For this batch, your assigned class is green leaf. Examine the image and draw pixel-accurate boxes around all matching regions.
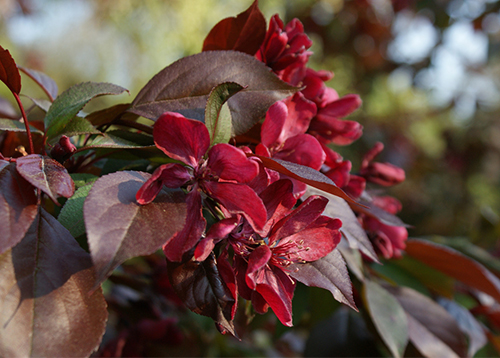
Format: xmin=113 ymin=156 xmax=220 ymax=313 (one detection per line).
xmin=70 ymin=173 xmax=98 ymax=189
xmin=0 ymin=118 xmax=44 ymax=135
xmin=205 ymin=82 xmax=244 ymax=145
xmin=363 ymin=280 xmax=408 ymax=358
xmin=44 ymin=81 xmax=128 ymax=140
xmin=58 ymin=182 xmax=95 ymax=238
xmin=49 ymin=116 xmax=102 ymax=143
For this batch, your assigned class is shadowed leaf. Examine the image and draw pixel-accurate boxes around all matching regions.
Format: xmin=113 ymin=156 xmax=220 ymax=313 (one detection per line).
xmin=406 ymin=239 xmax=500 ymax=302
xmin=202 ymin=0 xmax=266 ymax=55
xmin=58 ymin=183 xmax=95 ymax=238
xmin=44 ymin=81 xmax=128 ymax=140
xmin=85 ymin=103 xmax=134 ymax=126
xmin=0 ymin=97 xmax=18 ymax=119
xmin=0 ymin=161 xmax=37 ymax=255
xmin=19 ymin=67 xmax=58 ymax=101
xmin=128 ymin=51 xmax=297 ymax=135
xmin=0 ymin=119 xmax=44 ymax=135
xmin=167 ymin=253 xmax=237 ymax=337
xmin=16 ymin=154 xmax=74 ymax=203
xmin=0 ymin=46 xmax=21 ymax=94
xmin=290 ymin=249 xmax=357 ymax=310
xmin=84 ymin=171 xmax=187 ymax=287
xmin=386 ymin=285 xmax=468 ymax=358
xmin=205 ymin=82 xmax=244 ymax=146
xmin=0 ymin=208 xmax=108 ymax=357
xmin=363 ymin=281 xmax=408 ymax=358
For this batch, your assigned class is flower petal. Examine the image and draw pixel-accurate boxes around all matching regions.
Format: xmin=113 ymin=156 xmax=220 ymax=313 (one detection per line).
xmin=203 ymin=181 xmax=267 ymax=233
xmin=207 ymin=143 xmax=259 ymax=183
xmin=136 ymin=163 xmax=191 ymax=205
xmin=154 ymin=112 xmax=210 ymax=167
xmin=194 ymin=216 xmax=239 ymax=261
xmin=273 ymin=134 xmax=325 ymax=170
xmin=261 ymin=100 xmax=288 ymax=148
xmin=163 ymin=190 xmax=206 ymax=262
xmin=259 ymin=179 xmax=296 ymax=236
xmin=246 ymin=245 xmax=272 ymax=290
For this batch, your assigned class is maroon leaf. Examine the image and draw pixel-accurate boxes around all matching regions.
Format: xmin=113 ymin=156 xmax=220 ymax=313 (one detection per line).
xmin=0 ymin=96 xmax=18 ymax=119
xmin=18 ymin=67 xmax=58 ymax=101
xmin=0 ymin=45 xmax=21 ymax=94
xmin=84 ymin=171 xmax=187 ymax=286
xmin=167 ymin=253 xmax=237 ymax=337
xmin=305 ymin=187 xmax=378 ymax=262
xmin=0 ymin=161 xmax=37 ymax=254
xmin=85 ymin=103 xmax=134 ymax=126
xmin=202 ymin=0 xmax=266 ymax=55
xmin=128 ymin=51 xmax=297 ymax=136
xmin=406 ymin=239 xmax=500 ymax=302
xmin=289 ymin=249 xmax=357 ymax=310
xmin=252 ymin=154 xmax=358 ymax=205
xmin=0 ymin=208 xmax=108 ymax=357
xmin=386 ymin=286 xmax=468 ymax=358
xmin=16 ymin=154 xmax=75 ymax=203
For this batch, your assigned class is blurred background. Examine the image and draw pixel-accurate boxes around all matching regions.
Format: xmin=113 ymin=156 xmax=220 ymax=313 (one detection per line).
xmin=1 ymin=0 xmax=500 ymax=356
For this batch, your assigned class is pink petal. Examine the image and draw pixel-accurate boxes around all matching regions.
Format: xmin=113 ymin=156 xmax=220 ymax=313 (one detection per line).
xmin=309 ymin=117 xmax=363 ymax=146
xmin=246 ymin=245 xmax=272 ymax=290
xmin=269 ymin=195 xmax=328 ymax=244
xmin=360 ymin=162 xmax=406 ymax=187
xmin=259 ymin=179 xmax=296 ymax=236
xmin=261 ymin=101 xmax=288 ymax=148
xmin=318 ymin=94 xmax=362 ymax=118
xmin=203 ymin=181 xmax=267 ymax=234
xmin=163 ymin=190 xmax=206 ymax=262
xmin=207 ymin=143 xmax=259 ymax=183
xmin=282 ymin=216 xmax=342 ymax=262
xmin=281 ymin=93 xmax=316 ymax=139
xmin=136 ymin=163 xmax=191 ymax=205
xmin=194 ymin=216 xmax=239 ymax=261
xmin=154 ymin=112 xmax=210 ymax=167
xmin=273 ymin=134 xmax=325 ymax=170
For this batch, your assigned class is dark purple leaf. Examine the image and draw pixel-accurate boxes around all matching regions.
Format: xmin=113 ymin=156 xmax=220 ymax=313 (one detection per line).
xmin=406 ymin=239 xmax=500 ymax=302
xmin=85 ymin=103 xmax=134 ymax=126
xmin=0 ymin=97 xmax=18 ymax=119
xmin=44 ymin=81 xmax=128 ymax=141
xmin=18 ymin=67 xmax=58 ymax=101
xmin=205 ymin=82 xmax=244 ymax=146
xmin=253 ymin=155 xmax=358 ymax=205
xmin=305 ymin=187 xmax=378 ymax=262
xmin=0 ymin=208 xmax=108 ymax=357
xmin=290 ymin=249 xmax=356 ymax=310
xmin=0 ymin=45 xmax=21 ymax=94
xmin=0 ymin=161 xmax=37 ymax=254
xmin=437 ymin=297 xmax=487 ymax=357
xmin=84 ymin=171 xmax=187 ymax=287
xmin=363 ymin=280 xmax=408 ymax=358
xmin=386 ymin=286 xmax=468 ymax=358
xmin=128 ymin=51 xmax=297 ymax=136
xmin=16 ymin=154 xmax=75 ymax=203
xmin=167 ymin=253 xmax=237 ymax=337
xmin=202 ymin=0 xmax=266 ymax=55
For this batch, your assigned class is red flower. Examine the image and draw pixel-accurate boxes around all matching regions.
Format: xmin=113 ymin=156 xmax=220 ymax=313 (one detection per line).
xmin=231 ymin=180 xmax=342 ymax=326
xmin=360 ymin=142 xmax=405 ymax=186
xmin=136 ymin=112 xmax=267 ymax=261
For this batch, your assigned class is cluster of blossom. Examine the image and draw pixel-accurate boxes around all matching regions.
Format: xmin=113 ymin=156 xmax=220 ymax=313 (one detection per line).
xmin=135 ymin=14 xmax=406 ymax=326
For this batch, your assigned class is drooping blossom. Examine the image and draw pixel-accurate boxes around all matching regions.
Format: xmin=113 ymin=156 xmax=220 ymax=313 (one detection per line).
xmin=359 ymin=142 xmax=405 ymax=186
xmin=135 ymin=112 xmax=267 ymax=261
xmin=222 ymin=180 xmax=342 ymax=326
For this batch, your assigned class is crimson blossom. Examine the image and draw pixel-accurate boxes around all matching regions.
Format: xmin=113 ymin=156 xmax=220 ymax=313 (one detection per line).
xmin=135 ymin=112 xmax=267 ymax=261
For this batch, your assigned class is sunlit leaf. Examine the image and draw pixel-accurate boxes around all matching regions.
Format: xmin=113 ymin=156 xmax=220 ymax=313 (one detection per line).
xmin=0 ymin=208 xmax=108 ymax=357
xmin=363 ymin=280 xmax=408 ymax=358
xmin=290 ymin=249 xmax=357 ymax=310
xmin=205 ymin=82 xmax=244 ymax=146
xmin=19 ymin=67 xmax=58 ymax=101
xmin=84 ymin=171 xmax=187 ymax=287
xmin=0 ymin=45 xmax=21 ymax=94
xmin=167 ymin=253 xmax=237 ymax=337
xmin=16 ymin=154 xmax=74 ymax=203
xmin=406 ymin=239 xmax=500 ymax=302
xmin=129 ymin=51 xmax=297 ymax=135
xmin=44 ymin=81 xmax=128 ymax=140
xmin=0 ymin=161 xmax=37 ymax=254
xmin=202 ymin=0 xmax=266 ymax=55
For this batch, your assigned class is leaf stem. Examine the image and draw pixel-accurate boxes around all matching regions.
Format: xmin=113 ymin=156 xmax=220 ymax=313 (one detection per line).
xmin=13 ymin=92 xmax=34 ymax=154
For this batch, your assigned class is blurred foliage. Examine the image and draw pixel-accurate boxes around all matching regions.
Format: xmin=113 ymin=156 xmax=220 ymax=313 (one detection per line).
xmin=2 ymin=0 xmax=500 ymax=356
